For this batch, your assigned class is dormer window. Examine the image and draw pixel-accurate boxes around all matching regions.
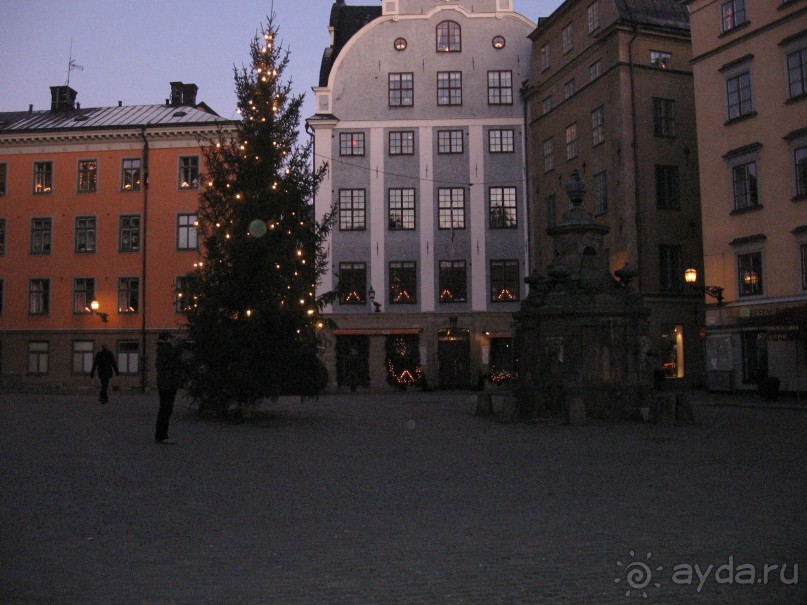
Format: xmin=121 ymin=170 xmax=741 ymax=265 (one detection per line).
xmin=436 ymin=21 xmax=461 ymax=52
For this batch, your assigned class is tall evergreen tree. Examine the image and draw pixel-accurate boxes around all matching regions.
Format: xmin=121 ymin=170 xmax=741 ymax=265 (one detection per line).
xmin=183 ymin=16 xmax=333 ymax=416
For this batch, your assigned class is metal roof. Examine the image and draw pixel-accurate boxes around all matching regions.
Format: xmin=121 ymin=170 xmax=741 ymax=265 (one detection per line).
xmin=0 ymin=103 xmax=235 ymax=134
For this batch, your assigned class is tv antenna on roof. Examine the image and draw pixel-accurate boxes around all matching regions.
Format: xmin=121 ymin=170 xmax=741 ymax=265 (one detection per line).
xmin=66 ymin=38 xmax=84 ymax=86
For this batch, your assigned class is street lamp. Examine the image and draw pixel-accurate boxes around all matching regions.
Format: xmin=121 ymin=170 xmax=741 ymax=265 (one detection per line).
xmin=89 ymin=299 xmax=109 ymax=322
xmin=684 ymin=267 xmax=724 ymax=305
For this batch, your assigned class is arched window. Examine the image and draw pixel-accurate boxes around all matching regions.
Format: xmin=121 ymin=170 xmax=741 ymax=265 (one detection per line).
xmin=436 ymin=20 xmax=461 ymax=52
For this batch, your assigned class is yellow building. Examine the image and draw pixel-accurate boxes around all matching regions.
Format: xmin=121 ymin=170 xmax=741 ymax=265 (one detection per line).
xmin=686 ymin=0 xmax=807 ymax=392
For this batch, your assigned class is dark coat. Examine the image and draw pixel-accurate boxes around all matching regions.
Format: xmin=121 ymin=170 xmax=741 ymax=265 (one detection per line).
xmin=91 ymin=347 xmax=119 ymax=379
xmin=156 ymin=340 xmax=182 ymax=390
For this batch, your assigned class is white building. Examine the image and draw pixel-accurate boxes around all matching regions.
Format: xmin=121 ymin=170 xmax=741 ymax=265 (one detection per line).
xmin=308 ymin=0 xmax=535 ymax=390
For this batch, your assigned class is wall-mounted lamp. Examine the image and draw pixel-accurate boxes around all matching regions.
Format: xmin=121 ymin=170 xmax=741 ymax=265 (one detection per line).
xmin=89 ymin=299 xmax=109 ymax=322
xmin=684 ymin=267 xmax=724 ymax=305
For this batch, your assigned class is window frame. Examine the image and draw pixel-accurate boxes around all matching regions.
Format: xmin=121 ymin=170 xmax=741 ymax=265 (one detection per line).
xmin=488 ymin=129 xmax=514 ymax=154
xmin=75 ymin=216 xmax=97 ymax=253
xmin=726 ymin=71 xmax=753 ymax=121
xmin=562 ymin=23 xmax=574 ymax=55
xmin=543 ymin=137 xmax=554 ymax=173
xmin=438 ymin=260 xmax=467 ymax=303
xmin=30 ymin=218 xmax=52 ymax=255
xmin=801 ymin=242 xmax=807 ymax=290
xmin=121 ymin=157 xmax=142 ymax=191
xmin=659 ymin=244 xmax=684 ymax=291
xmin=389 ymin=72 xmax=414 ymax=107
xmin=437 ymin=130 xmax=464 ymax=154
xmin=0 ymin=162 xmax=7 ymax=196
xmin=0 ymin=218 xmax=6 ymax=256
xmin=33 ymin=161 xmax=53 ymax=194
xmin=489 ymin=187 xmax=518 ymax=229
xmin=487 ymin=70 xmax=513 ymax=105
xmin=490 ymin=260 xmax=520 ymax=303
xmin=720 ymin=0 xmax=747 ymax=34
xmin=437 ymin=71 xmax=462 ymax=106
xmin=178 ymin=155 xmax=199 ymax=190
xmin=117 ymin=277 xmax=140 ymax=314
xmin=731 ymin=161 xmax=760 ymax=212
xmin=73 ymin=277 xmax=95 ymax=315
xmin=591 ymin=106 xmax=605 ymax=146
xmin=438 ymin=188 xmax=466 ymax=230
xmin=77 ymin=159 xmax=98 ymax=193
xmin=388 ymin=188 xmax=416 ymax=231
xmin=389 ymin=131 xmax=415 ymax=156
xmin=653 ymin=98 xmax=677 ymax=137
xmin=29 ymin=278 xmax=50 ymax=315
xmin=737 ymin=251 xmax=763 ymax=296
xmin=436 ymin=20 xmax=461 ymax=52
xmin=175 ymin=275 xmax=194 ymax=313
xmin=117 ymin=341 xmax=140 ymax=375
xmin=650 ymin=50 xmax=672 ymax=69
xmin=589 ymin=60 xmax=602 ymax=81
xmin=795 ymin=146 xmax=807 ymax=198
xmin=564 ymin=79 xmax=577 ymax=100
xmin=338 ymin=262 xmax=368 ymax=305
xmin=587 ymin=2 xmax=600 ymax=33
xmin=28 ymin=341 xmax=49 ymax=375
xmin=593 ymin=171 xmax=608 ymax=216
xmin=339 ymin=132 xmax=365 ymax=156
xmin=655 ymin=165 xmax=681 ymax=210
xmin=786 ymin=46 xmax=807 ymax=101
xmin=177 ymin=213 xmax=199 ymax=251
xmin=119 ymin=215 xmax=141 ymax=252
xmin=540 ymin=44 xmax=551 ymax=72
xmin=338 ymin=189 xmax=367 ymax=231
xmin=72 ymin=340 xmax=94 ymax=375
xmin=389 ymin=261 xmax=417 ymax=305
xmin=565 ymin=123 xmax=578 ymax=161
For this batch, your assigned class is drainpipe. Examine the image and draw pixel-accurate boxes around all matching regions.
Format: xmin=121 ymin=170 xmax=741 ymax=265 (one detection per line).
xmin=520 ymin=81 xmax=533 ymax=281
xmin=140 ymin=126 xmax=150 ymax=393
xmin=623 ymin=1 xmax=643 ymax=288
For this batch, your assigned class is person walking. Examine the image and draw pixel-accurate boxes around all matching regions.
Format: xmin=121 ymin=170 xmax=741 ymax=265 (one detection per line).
xmin=90 ymin=344 xmax=119 ymax=404
xmin=155 ymin=331 xmax=182 ymax=444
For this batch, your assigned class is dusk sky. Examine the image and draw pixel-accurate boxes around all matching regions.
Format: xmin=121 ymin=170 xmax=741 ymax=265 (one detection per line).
xmin=0 ymin=0 xmax=563 ymax=127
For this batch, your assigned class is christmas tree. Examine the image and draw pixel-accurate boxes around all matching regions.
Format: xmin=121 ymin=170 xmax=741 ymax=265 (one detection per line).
xmin=183 ymin=16 xmax=334 ymax=416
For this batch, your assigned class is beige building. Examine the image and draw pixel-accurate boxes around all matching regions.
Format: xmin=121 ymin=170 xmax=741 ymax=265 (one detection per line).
xmin=524 ymin=0 xmax=705 ymax=386
xmin=686 ymin=0 xmax=807 ymax=393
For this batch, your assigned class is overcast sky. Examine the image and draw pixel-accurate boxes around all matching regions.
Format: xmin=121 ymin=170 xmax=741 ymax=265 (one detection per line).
xmin=0 ymin=1 xmax=563 ymax=124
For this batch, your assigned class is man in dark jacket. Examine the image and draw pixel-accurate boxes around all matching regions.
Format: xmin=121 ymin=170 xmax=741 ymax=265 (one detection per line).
xmin=155 ymin=332 xmax=182 ymax=444
xmin=90 ymin=344 xmax=119 ymax=404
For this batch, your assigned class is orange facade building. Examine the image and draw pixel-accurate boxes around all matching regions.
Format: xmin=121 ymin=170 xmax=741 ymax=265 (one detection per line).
xmin=0 ymin=83 xmax=236 ymax=392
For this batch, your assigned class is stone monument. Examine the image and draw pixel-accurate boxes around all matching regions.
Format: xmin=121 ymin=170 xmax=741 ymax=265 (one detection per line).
xmin=514 ymin=171 xmax=651 ymax=422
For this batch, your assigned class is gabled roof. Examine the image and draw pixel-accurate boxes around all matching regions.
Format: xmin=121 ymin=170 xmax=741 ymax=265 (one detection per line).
xmin=319 ymin=2 xmax=382 ymax=87
xmin=0 ymin=103 xmax=234 ymax=134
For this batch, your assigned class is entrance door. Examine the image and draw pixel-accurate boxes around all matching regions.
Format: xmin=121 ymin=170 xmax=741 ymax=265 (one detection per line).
xmin=438 ymin=328 xmax=470 ymax=388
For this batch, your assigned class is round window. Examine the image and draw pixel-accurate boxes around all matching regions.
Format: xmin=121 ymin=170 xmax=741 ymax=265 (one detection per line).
xmin=394 ymin=37 xmax=408 ymax=51
xmin=492 ymin=35 xmax=506 ymax=50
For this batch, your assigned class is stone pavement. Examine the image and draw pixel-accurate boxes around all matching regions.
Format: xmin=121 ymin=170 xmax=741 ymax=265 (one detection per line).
xmin=0 ymin=390 xmax=804 ymax=605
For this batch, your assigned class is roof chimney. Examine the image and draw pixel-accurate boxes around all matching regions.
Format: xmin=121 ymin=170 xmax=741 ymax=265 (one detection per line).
xmin=170 ymin=81 xmax=199 ymax=107
xmin=50 ymin=85 xmax=78 ymax=111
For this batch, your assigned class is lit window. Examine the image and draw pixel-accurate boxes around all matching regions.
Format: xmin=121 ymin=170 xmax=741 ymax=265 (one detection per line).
xmin=439 ymin=261 xmax=467 ymax=303
xmin=175 ymin=275 xmax=195 ymax=313
xmin=178 ymin=156 xmax=199 ymax=189
xmin=338 ymin=262 xmax=367 ymax=305
xmin=177 ymin=213 xmax=198 ymax=250
xmin=650 ymin=51 xmax=672 ymax=69
xmin=489 ymin=187 xmax=517 ymax=229
xmin=436 ymin=21 xmax=461 ymax=52
xmin=77 ymin=160 xmax=97 ymax=193
xmin=33 ymin=161 xmax=53 ymax=194
xmin=389 ymin=262 xmax=417 ymax=304
xmin=489 ymin=129 xmax=514 ymax=153
xmin=339 ymin=132 xmax=365 ymax=156
xmin=437 ymin=130 xmax=463 ymax=154
xmin=121 ymin=158 xmax=141 ymax=191
xmin=492 ymin=36 xmax=506 ymax=50
xmin=490 ymin=260 xmax=520 ymax=302
xmin=488 ymin=71 xmax=513 ymax=105
xmin=437 ymin=71 xmax=462 ymax=106
xmin=438 ymin=188 xmax=465 ymax=230
xmin=394 ymin=37 xmax=407 ymax=51
xmin=738 ymin=251 xmax=763 ymax=296
xmin=389 ymin=189 xmax=416 ymax=230
xmin=339 ymin=190 xmax=366 ymax=231
xmin=73 ymin=278 xmax=95 ymax=314
xmin=118 ymin=277 xmax=140 ymax=313
xmin=389 ymin=72 xmax=414 ymax=107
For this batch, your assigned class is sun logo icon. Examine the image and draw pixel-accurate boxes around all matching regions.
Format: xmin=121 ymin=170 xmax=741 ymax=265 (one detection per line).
xmin=615 ymin=551 xmax=663 ymax=599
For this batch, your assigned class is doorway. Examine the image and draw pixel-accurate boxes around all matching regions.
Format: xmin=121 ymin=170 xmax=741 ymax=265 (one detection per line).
xmin=438 ymin=327 xmax=470 ymax=388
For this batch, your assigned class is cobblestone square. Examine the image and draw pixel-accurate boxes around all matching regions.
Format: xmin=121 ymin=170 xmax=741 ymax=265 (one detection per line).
xmin=0 ymin=392 xmax=804 ymax=604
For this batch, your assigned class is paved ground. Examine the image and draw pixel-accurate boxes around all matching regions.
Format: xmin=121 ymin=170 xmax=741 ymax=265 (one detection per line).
xmin=0 ymin=390 xmax=804 ymax=605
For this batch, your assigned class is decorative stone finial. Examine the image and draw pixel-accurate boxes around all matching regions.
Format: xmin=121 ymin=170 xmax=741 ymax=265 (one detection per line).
xmin=565 ymin=170 xmax=586 ymax=208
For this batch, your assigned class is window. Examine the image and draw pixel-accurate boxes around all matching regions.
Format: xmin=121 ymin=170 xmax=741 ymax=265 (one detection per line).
xmin=118 ymin=277 xmax=140 ymax=313
xmin=117 ymin=341 xmax=140 ymax=375
xmin=655 ymin=165 xmax=681 ymax=210
xmin=591 ymin=106 xmax=604 ymax=146
xmin=564 ymin=79 xmax=576 ymax=99
xmin=389 ymin=189 xmax=416 ymax=230
xmin=565 ymin=124 xmax=578 ymax=160
xmin=542 ymin=96 xmax=553 ymax=114
xmin=438 ymin=188 xmax=465 ymax=230
xmin=562 ymin=24 xmax=574 ymax=54
xmin=0 ymin=279 xmax=3 ymax=315
xmin=389 ymin=262 xmax=417 ymax=304
xmin=489 ymin=129 xmax=514 ymax=153
xmin=492 ymin=36 xmax=506 ymax=50
xmin=593 ymin=171 xmax=607 ymax=215
xmin=650 ymin=51 xmax=672 ymax=69
xmin=33 ymin=161 xmax=53 ymax=194
xmin=178 ymin=156 xmax=199 ymax=189
xmin=488 ymin=71 xmax=513 ymax=105
xmin=28 ymin=342 xmax=49 ymax=374
xmin=659 ymin=245 xmax=683 ymax=291
xmin=787 ymin=47 xmax=807 ymax=100
xmin=0 ymin=163 xmax=6 ymax=196
xmin=732 ymin=162 xmax=759 ymax=210
xmin=389 ymin=73 xmax=414 ymax=107
xmin=546 ymin=195 xmax=557 ymax=229
xmin=31 ymin=218 xmax=51 ymax=254
xmin=29 ymin=279 xmax=49 ymax=315
xmin=389 ymin=131 xmax=414 ymax=155
xmin=438 ymin=130 xmax=463 ymax=154
xmin=587 ymin=2 xmax=600 ymax=33
xmin=589 ymin=60 xmax=602 ymax=81
xmin=726 ymin=72 xmax=753 ymax=120
xmin=177 ymin=214 xmax=198 ymax=250
xmin=338 ymin=262 xmax=367 ymax=304
xmin=121 ymin=158 xmax=141 ymax=191
xmin=394 ymin=37 xmax=407 ymax=51
xmin=802 ymin=243 xmax=807 ymax=290
xmin=439 ymin=261 xmax=467 ymax=303
xmin=339 ymin=132 xmax=365 ymax=156
xmin=73 ymin=341 xmax=94 ymax=374
xmin=339 ymin=189 xmax=366 ymax=231
xmin=660 ymin=325 xmax=685 ymax=379
xmin=77 ymin=160 xmax=97 ymax=193
xmin=175 ymin=275 xmax=194 ymax=313
xmin=0 ymin=219 xmax=5 ymax=255
xmin=489 ymin=187 xmax=517 ymax=229
xmin=653 ymin=98 xmax=676 ymax=137
xmin=75 ymin=216 xmax=96 ymax=253
xmin=119 ymin=215 xmax=141 ymax=252
xmin=738 ymin=251 xmax=763 ymax=296
xmin=543 ymin=138 xmax=554 ymax=173
xmin=437 ymin=71 xmax=462 ymax=106
xmin=721 ymin=0 xmax=747 ymax=33
xmin=796 ymin=146 xmax=807 ymax=197
xmin=540 ymin=44 xmax=551 ymax=71
xmin=73 ymin=278 xmax=95 ymax=314
xmin=491 ymin=260 xmax=520 ymax=302
xmin=436 ymin=20 xmax=461 ymax=52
